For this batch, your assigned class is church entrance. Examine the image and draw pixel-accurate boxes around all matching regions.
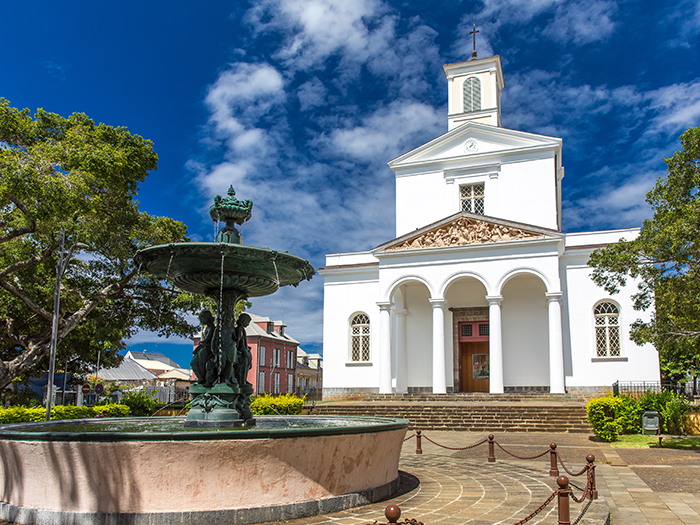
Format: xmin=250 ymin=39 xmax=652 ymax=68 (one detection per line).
xmin=458 ymin=321 xmax=489 ymax=392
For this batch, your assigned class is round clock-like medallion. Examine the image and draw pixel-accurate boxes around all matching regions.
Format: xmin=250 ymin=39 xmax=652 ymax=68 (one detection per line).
xmin=465 ymin=139 xmax=478 ymax=153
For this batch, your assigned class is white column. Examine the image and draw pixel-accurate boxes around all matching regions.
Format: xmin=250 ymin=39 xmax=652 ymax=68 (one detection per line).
xmin=486 ymin=295 xmax=504 ymax=394
xmin=429 ymin=298 xmax=447 ymax=394
xmin=378 ymin=302 xmax=393 ymax=394
xmin=546 ymin=292 xmax=565 ymax=394
xmin=395 ymin=309 xmax=408 ymax=393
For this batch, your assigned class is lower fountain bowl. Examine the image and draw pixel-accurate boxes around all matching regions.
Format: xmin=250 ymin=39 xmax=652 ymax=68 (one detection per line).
xmin=0 ymin=415 xmax=408 ymax=525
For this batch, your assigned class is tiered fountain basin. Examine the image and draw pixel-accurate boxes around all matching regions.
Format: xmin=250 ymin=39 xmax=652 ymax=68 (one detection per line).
xmin=0 ymin=415 xmax=408 ymax=525
xmin=135 ymin=242 xmax=315 ymax=297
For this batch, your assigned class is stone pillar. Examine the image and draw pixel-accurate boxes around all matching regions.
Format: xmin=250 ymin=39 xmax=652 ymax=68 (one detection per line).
xmin=486 ymin=295 xmax=504 ymax=394
xmin=395 ymin=309 xmax=408 ymax=393
xmin=378 ymin=302 xmax=393 ymax=394
xmin=546 ymin=292 xmax=565 ymax=394
xmin=429 ymin=298 xmax=447 ymax=394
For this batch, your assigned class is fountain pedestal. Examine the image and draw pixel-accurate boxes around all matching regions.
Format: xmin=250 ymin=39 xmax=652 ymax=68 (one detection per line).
xmin=186 ymin=383 xmax=256 ymax=428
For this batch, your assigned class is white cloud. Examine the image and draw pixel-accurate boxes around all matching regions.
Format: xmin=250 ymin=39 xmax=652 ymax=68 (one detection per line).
xmin=453 ymin=0 xmax=617 ymax=56
xmin=659 ymin=0 xmax=700 ymax=49
xmin=643 ymin=81 xmax=700 ymax=138
xmin=204 ymin=62 xmax=285 ymax=139
xmin=542 ymin=1 xmax=616 ymax=45
xmin=246 ymin=0 xmax=388 ymax=69
xmin=563 ymin=168 xmax=658 ymax=231
xmin=297 ymin=78 xmax=327 ymax=110
xmin=329 ymin=100 xmax=443 ymax=161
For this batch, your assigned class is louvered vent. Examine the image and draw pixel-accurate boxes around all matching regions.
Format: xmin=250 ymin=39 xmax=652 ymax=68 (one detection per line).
xmin=463 ymin=76 xmax=481 ymax=113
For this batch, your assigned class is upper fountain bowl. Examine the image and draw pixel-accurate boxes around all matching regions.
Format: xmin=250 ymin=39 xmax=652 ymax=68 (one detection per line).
xmin=135 ymin=185 xmax=314 ymax=298
xmin=135 ymin=242 xmax=314 ymax=297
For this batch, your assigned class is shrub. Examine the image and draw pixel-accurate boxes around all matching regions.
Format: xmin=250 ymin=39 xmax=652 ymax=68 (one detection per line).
xmin=93 ymin=403 xmax=130 ymax=418
xmin=587 ymin=391 xmax=690 ymax=441
xmin=659 ymin=395 xmax=688 ymax=434
xmin=119 ymin=389 xmax=157 ymax=416
xmin=0 ymin=404 xmax=130 ymax=424
xmin=586 ymin=395 xmax=624 ymax=442
xmin=251 ymin=393 xmax=305 ymax=415
xmin=614 ymin=395 xmax=642 ymax=434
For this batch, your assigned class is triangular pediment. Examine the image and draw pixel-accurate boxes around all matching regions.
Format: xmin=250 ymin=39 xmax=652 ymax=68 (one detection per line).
xmin=374 ymin=212 xmax=562 ymax=253
xmin=388 ymin=121 xmax=561 ymax=170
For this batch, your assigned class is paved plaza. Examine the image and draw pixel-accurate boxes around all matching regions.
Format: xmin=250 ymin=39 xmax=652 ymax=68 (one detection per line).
xmin=2 ymin=431 xmax=700 ymax=525
xmin=279 ymin=431 xmax=700 ymax=525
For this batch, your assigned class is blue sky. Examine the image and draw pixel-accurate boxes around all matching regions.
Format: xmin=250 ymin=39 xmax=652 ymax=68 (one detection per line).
xmin=2 ymin=1 xmax=699 ymax=368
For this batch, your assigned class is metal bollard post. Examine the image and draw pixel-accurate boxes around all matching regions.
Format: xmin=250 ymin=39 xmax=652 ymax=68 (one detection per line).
xmin=550 ymin=442 xmax=559 ymax=476
xmin=385 ymin=504 xmax=401 ymax=523
xmin=416 ymin=429 xmax=423 ymax=455
xmin=488 ymin=434 xmax=495 ymax=463
xmin=586 ymin=454 xmax=598 ymax=500
xmin=557 ymin=475 xmax=571 ymax=525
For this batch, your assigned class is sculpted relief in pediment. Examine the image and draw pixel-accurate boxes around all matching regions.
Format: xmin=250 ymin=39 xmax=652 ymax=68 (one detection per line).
xmin=386 ymin=217 xmax=544 ymax=251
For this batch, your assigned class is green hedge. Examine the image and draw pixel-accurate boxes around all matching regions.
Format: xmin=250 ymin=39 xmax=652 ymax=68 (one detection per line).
xmin=251 ymin=393 xmax=305 ymax=415
xmin=586 ymin=392 xmax=689 ymax=442
xmin=0 ymin=403 xmax=130 ymax=424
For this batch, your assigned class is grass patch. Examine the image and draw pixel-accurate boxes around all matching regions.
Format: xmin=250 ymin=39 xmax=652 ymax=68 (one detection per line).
xmin=612 ymin=434 xmax=700 ymax=450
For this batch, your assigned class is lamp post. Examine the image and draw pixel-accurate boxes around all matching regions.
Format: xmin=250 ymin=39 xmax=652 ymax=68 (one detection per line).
xmin=45 ymin=228 xmax=86 ymax=422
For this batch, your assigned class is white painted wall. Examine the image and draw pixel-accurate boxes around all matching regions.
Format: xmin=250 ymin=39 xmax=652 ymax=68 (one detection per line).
xmin=561 ymin=239 xmax=659 ymax=388
xmin=321 ymin=272 xmax=380 ymax=391
xmin=501 ymin=276 xmax=550 ymax=387
xmin=403 ymin=283 xmax=433 ymax=388
xmin=396 ymin=170 xmax=446 ymax=236
xmin=497 ymin=157 xmax=557 ymax=229
xmin=395 ymin=155 xmax=558 ymax=237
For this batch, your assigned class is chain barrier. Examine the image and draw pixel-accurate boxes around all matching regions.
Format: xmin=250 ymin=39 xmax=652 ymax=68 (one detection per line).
xmin=572 ymin=496 xmax=594 ymax=525
xmin=420 ymin=434 xmax=488 ymax=450
xmin=495 ymin=441 xmax=550 ymax=460
xmin=568 ymin=480 xmax=588 ymax=503
xmin=512 ymin=488 xmax=559 ymax=525
xmin=555 ymin=450 xmax=588 ymax=477
xmin=403 ymin=433 xmax=416 ymax=442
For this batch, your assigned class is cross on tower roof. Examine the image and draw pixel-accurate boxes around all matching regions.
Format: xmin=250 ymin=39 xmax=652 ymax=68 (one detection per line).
xmin=470 ymin=22 xmax=479 ymax=60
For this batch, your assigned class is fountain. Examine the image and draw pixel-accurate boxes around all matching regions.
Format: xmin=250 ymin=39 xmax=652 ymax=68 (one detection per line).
xmin=136 ymin=185 xmax=316 ymax=427
xmin=0 ymin=188 xmax=409 ymax=525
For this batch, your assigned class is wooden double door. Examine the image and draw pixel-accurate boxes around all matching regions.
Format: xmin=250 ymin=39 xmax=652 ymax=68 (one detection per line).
xmin=458 ymin=321 xmax=490 ymax=392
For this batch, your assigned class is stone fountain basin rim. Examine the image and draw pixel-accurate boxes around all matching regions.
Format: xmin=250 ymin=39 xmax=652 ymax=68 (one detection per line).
xmin=0 ymin=415 xmax=409 ymax=443
xmin=135 ymin=242 xmax=315 ymax=269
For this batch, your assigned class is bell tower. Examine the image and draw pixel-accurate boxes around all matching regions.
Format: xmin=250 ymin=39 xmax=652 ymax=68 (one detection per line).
xmin=443 ymin=55 xmax=505 ymax=130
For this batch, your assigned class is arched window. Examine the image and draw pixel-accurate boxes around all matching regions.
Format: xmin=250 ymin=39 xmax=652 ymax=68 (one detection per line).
xmin=463 ymin=76 xmax=481 ymax=113
xmin=350 ymin=313 xmax=371 ymax=362
xmin=594 ymin=302 xmax=621 ymax=357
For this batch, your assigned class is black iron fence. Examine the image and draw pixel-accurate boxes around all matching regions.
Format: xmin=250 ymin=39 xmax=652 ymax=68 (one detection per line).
xmin=612 ymin=380 xmax=696 ymax=398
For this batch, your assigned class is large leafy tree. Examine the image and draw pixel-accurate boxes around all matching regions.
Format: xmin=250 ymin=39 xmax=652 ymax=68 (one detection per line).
xmin=589 ymin=126 xmax=700 ymax=367
xmin=0 ymin=99 xmax=204 ymax=389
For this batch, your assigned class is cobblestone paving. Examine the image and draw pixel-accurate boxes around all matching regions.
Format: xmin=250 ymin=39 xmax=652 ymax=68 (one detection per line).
xmin=268 ymin=432 xmax=605 ymax=525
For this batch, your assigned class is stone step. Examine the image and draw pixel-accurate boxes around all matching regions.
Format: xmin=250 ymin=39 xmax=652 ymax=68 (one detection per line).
xmin=309 ymin=403 xmax=591 ymax=433
xmin=363 ymin=393 xmax=594 ymax=403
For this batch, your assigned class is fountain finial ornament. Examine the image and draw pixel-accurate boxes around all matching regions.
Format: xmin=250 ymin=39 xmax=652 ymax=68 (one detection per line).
xmin=210 ymin=185 xmax=253 ymax=244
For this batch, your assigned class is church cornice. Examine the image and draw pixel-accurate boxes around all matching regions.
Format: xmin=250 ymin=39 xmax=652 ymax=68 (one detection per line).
xmin=388 ymin=122 xmax=562 ymax=172
xmin=372 ymin=211 xmax=563 ymax=256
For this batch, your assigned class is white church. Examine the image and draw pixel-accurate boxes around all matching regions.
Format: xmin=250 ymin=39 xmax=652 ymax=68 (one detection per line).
xmin=319 ymin=55 xmax=661 ymax=398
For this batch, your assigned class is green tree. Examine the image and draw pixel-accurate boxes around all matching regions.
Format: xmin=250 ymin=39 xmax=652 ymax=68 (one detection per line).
xmin=588 ymin=126 xmax=700 ymax=362
xmin=0 ymin=99 xmax=204 ymax=389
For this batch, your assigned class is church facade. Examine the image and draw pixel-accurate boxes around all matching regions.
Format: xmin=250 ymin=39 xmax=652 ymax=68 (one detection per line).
xmin=319 ymin=55 xmax=660 ymax=398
